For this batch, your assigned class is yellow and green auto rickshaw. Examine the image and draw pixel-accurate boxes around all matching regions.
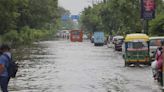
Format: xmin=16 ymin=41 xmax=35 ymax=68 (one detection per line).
xmin=122 ymin=33 xmax=150 ymax=66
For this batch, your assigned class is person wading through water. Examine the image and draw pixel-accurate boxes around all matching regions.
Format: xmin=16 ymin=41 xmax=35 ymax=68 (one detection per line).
xmin=154 ymin=40 xmax=164 ymax=86
xmin=0 ymin=44 xmax=11 ymax=92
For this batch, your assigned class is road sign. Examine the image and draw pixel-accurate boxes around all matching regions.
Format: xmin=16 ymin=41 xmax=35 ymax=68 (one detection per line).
xmin=61 ymin=15 xmax=70 ymax=21
xmin=71 ymin=15 xmax=80 ymax=20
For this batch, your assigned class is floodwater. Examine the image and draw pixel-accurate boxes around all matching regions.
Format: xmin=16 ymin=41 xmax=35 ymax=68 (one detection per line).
xmin=9 ymin=39 xmax=161 ymax=92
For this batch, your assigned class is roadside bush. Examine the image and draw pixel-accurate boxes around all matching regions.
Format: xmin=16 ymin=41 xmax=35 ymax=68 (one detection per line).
xmin=1 ymin=30 xmax=22 ymax=45
xmin=1 ymin=26 xmax=55 ymax=46
xmin=19 ymin=26 xmax=34 ymax=44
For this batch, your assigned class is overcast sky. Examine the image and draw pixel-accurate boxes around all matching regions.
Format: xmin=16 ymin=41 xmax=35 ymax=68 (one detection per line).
xmin=58 ymin=0 xmax=92 ymax=15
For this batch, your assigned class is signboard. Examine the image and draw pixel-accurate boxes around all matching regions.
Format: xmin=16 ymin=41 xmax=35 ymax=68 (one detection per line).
xmin=61 ymin=15 xmax=70 ymax=21
xmin=141 ymin=0 xmax=155 ymax=20
xmin=71 ymin=15 xmax=80 ymax=20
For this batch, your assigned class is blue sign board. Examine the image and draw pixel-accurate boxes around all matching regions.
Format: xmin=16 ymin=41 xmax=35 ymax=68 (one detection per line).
xmin=61 ymin=15 xmax=70 ymax=21
xmin=71 ymin=15 xmax=80 ymax=20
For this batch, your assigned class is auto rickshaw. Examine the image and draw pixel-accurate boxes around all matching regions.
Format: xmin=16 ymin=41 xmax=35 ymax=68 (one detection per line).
xmin=149 ymin=37 xmax=164 ymax=61
xmin=122 ymin=33 xmax=150 ymax=66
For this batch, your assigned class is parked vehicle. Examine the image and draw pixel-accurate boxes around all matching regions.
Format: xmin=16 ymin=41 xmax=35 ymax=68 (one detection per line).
xmin=122 ymin=33 xmax=150 ymax=66
xmin=113 ymin=36 xmax=124 ymax=51
xmin=149 ymin=37 xmax=164 ymax=61
xmin=93 ymin=32 xmax=105 ymax=46
xmin=70 ymin=30 xmax=83 ymax=42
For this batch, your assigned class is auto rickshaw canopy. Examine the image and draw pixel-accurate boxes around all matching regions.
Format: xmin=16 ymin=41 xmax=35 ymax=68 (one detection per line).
xmin=125 ymin=33 xmax=149 ymax=42
xmin=149 ymin=37 xmax=164 ymax=40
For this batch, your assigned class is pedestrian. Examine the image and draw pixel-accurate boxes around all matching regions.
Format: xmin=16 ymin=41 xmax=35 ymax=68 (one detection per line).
xmin=156 ymin=41 xmax=164 ymax=71
xmin=0 ymin=44 xmax=11 ymax=92
xmin=154 ymin=40 xmax=164 ymax=85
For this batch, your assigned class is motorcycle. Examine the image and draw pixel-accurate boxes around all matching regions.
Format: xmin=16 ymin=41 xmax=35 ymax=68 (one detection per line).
xmin=151 ymin=60 xmax=163 ymax=86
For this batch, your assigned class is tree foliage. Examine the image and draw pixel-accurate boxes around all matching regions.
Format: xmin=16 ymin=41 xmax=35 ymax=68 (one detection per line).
xmin=150 ymin=14 xmax=164 ymax=36
xmin=0 ymin=0 xmax=60 ymax=45
xmin=0 ymin=0 xmax=19 ymax=34
xmin=80 ymin=0 xmax=164 ymax=36
xmin=0 ymin=0 xmax=59 ymax=34
xmin=80 ymin=5 xmax=102 ymax=32
xmin=149 ymin=1 xmax=164 ymax=35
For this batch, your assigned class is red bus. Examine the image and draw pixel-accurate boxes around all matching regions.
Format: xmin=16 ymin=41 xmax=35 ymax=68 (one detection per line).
xmin=70 ymin=30 xmax=83 ymax=42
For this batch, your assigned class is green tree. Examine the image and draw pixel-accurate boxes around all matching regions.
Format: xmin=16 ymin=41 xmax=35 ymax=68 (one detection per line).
xmin=80 ymin=5 xmax=102 ymax=33
xmin=0 ymin=0 xmax=59 ymax=45
xmin=150 ymin=14 xmax=164 ymax=36
xmin=80 ymin=0 xmax=164 ymax=36
xmin=0 ymin=0 xmax=19 ymax=34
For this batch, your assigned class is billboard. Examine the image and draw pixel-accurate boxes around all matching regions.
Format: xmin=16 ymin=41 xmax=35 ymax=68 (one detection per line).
xmin=141 ymin=0 xmax=155 ymax=20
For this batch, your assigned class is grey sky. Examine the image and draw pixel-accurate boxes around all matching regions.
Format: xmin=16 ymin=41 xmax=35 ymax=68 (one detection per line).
xmin=58 ymin=0 xmax=92 ymax=15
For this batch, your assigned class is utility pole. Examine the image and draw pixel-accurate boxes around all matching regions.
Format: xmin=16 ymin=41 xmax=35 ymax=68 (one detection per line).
xmin=142 ymin=19 xmax=149 ymax=34
xmin=145 ymin=20 xmax=149 ymax=35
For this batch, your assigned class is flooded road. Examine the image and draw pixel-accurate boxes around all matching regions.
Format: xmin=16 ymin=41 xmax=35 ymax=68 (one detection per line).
xmin=9 ymin=39 xmax=161 ymax=92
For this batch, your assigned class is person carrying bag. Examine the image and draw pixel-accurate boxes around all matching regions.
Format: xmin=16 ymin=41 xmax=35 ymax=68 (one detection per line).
xmin=0 ymin=44 xmax=12 ymax=92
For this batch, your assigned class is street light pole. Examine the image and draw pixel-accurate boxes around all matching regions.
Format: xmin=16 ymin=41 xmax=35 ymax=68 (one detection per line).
xmin=145 ymin=20 xmax=149 ymax=35
xmin=142 ymin=19 xmax=149 ymax=34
